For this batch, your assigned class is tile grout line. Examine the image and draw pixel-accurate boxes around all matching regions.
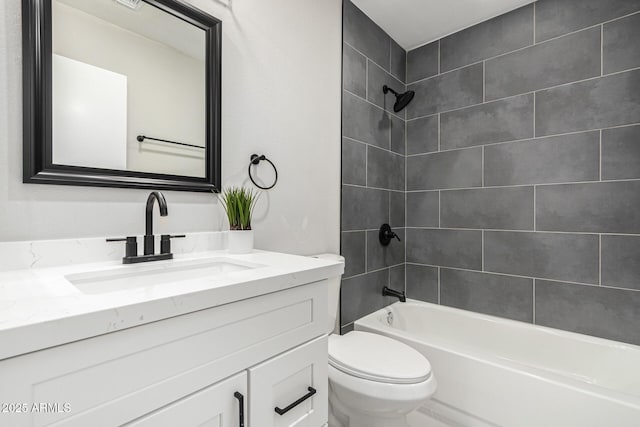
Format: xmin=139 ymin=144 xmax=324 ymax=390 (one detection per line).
xmin=437 ymin=267 xmax=441 ymax=304
xmin=482 ymin=60 xmax=486 ymax=102
xmin=365 ymin=60 xmax=369 ymax=100
xmin=533 ymin=185 xmax=537 ymax=231
xmin=599 ymin=130 xmax=603 ymax=181
xmin=481 ymin=230 xmax=485 ymax=271
xmin=481 ymin=146 xmax=485 ymax=186
xmin=533 ymin=91 xmax=536 ymax=137
xmin=600 ymin=24 xmax=604 ymax=76
xmin=599 ymin=234 xmax=602 ymax=286
xmin=364 ymin=145 xmax=368 ymax=187
xmin=437 ymin=39 xmax=441 ymax=75
xmin=532 ymin=2 xmax=536 ymax=44
xmin=532 ymin=279 xmax=536 ymax=324
xmin=437 ymin=113 xmax=441 ymax=152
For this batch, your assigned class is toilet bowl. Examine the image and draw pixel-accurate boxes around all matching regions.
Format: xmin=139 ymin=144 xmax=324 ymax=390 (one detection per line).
xmin=312 ymin=254 xmax=437 ymax=427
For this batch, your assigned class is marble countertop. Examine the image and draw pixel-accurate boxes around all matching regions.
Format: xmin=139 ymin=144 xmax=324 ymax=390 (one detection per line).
xmin=0 ymin=250 xmax=343 ymax=360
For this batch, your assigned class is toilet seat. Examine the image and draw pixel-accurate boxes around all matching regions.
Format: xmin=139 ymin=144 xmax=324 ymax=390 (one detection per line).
xmin=329 ymin=331 xmax=431 ymax=384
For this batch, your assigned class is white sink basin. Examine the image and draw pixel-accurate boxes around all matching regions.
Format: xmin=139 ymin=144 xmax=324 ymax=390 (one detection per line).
xmin=66 ymin=257 xmax=263 ymax=295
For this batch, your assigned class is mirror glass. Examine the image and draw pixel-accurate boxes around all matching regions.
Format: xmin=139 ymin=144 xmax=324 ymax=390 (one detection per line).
xmin=51 ymin=0 xmax=207 ymax=178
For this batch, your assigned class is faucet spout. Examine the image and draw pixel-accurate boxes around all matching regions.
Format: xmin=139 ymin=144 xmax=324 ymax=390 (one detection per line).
xmin=382 ymin=286 xmax=406 ymax=303
xmin=144 ymin=191 xmax=168 ymax=255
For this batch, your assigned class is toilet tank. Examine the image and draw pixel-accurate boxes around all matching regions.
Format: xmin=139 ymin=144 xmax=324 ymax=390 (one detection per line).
xmin=311 ymin=254 xmax=344 ymax=335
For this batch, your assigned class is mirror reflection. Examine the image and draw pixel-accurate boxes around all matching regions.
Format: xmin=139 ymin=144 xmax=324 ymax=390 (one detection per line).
xmin=52 ymin=0 xmax=207 ymax=178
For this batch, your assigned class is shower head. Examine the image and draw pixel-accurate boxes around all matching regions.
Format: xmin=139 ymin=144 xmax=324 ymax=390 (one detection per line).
xmin=383 ymin=85 xmax=415 ymax=113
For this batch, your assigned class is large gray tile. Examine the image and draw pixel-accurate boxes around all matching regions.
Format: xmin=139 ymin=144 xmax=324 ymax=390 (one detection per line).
xmin=485 ymin=27 xmax=601 ymax=101
xmin=535 ymin=69 xmax=640 ymax=136
xmin=407 ymin=115 xmax=438 ymax=155
xmin=342 ymin=138 xmax=366 ymax=186
xmin=440 ymin=187 xmax=534 ymax=230
xmin=484 ymin=131 xmax=600 ymax=186
xmin=484 ymin=231 xmax=599 ymax=284
xmin=343 ymin=0 xmax=390 ymax=70
xmin=535 ymin=0 xmax=640 ymax=43
xmin=536 ymin=181 xmax=640 ymax=233
xmin=341 ymin=323 xmax=354 ymax=334
xmin=368 ymin=61 xmax=406 ymax=116
xmin=406 ymin=264 xmax=438 ymax=303
xmin=604 ymin=13 xmax=640 ymax=74
xmin=440 ymin=94 xmax=533 ymax=150
xmin=406 ymin=41 xmax=439 ymax=83
xmin=441 ymin=269 xmax=533 ymax=322
xmin=341 ymin=231 xmax=366 ymax=278
xmin=407 ymin=147 xmax=483 ymax=190
xmin=602 ymin=235 xmax=640 ymax=291
xmin=367 ymin=146 xmax=405 ymax=191
xmin=406 ymin=228 xmax=483 ymax=270
xmin=342 ymin=91 xmax=391 ymax=149
xmin=602 ymin=125 xmax=640 ymax=180
xmin=406 ymin=191 xmax=439 ymax=228
xmin=342 ymin=185 xmax=389 ymax=231
xmin=367 ymin=228 xmax=405 ymax=271
xmin=407 ymin=63 xmax=483 ymax=119
xmin=440 ymin=4 xmax=534 ymax=72
xmin=390 ymin=39 xmax=406 ymax=83
xmin=390 ymin=264 xmax=406 ymax=293
xmin=343 ymin=43 xmax=366 ymax=98
xmin=390 ymin=114 xmax=406 ymax=155
xmin=341 ymin=269 xmax=393 ymax=324
xmin=390 ymin=191 xmax=405 ymax=228
xmin=535 ymin=279 xmax=640 ymax=346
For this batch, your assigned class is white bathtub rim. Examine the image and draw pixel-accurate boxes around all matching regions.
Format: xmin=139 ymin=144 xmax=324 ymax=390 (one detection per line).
xmin=354 ymin=300 xmax=640 ymax=410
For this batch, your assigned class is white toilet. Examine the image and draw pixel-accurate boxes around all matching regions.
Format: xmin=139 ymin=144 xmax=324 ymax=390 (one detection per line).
xmin=314 ymin=254 xmax=437 ymax=427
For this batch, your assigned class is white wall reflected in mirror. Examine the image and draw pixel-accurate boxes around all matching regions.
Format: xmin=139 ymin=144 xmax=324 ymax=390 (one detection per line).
xmin=52 ymin=0 xmax=207 ymax=178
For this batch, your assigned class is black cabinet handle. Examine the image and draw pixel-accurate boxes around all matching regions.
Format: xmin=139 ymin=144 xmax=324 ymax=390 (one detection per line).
xmin=234 ymin=392 xmax=244 ymax=427
xmin=274 ymin=386 xmax=317 ymax=416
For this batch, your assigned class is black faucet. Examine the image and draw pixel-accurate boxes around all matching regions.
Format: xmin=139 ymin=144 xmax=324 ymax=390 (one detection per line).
xmin=383 ymin=286 xmax=406 ymax=302
xmin=107 ymin=191 xmax=184 ymax=264
xmin=144 ymin=191 xmax=168 ymax=255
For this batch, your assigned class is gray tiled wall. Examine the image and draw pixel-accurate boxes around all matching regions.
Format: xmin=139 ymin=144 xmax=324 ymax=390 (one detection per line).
xmin=403 ymin=0 xmax=640 ymax=345
xmin=341 ymin=0 xmax=407 ymax=332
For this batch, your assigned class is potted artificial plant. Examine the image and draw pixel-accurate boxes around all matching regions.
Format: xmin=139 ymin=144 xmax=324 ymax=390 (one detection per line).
xmin=220 ymin=186 xmax=259 ymax=253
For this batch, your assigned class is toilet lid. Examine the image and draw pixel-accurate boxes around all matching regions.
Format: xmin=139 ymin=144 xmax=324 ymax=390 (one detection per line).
xmin=328 ymin=331 xmax=432 ymax=384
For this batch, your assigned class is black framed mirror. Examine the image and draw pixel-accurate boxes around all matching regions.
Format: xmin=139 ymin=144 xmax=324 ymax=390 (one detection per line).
xmin=22 ymin=0 xmax=221 ymax=192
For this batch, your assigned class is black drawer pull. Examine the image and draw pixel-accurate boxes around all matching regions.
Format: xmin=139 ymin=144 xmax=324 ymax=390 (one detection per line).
xmin=274 ymin=386 xmax=317 ymax=416
xmin=234 ymin=392 xmax=245 ymax=427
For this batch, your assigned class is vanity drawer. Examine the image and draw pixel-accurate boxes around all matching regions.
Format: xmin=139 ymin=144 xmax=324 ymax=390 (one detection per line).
xmin=249 ymin=335 xmax=328 ymax=427
xmin=0 ymin=280 xmax=327 ymax=427
xmin=124 ymin=371 xmax=247 ymax=427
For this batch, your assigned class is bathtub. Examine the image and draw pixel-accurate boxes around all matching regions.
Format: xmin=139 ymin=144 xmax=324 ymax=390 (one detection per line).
xmin=354 ymin=300 xmax=640 ymax=427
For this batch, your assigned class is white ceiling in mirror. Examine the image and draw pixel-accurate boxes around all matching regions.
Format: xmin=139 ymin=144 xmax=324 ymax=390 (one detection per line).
xmin=351 ymin=0 xmax=534 ymax=50
xmin=55 ymin=0 xmax=205 ymax=60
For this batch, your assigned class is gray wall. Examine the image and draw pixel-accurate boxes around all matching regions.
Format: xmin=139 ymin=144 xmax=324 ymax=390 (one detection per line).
xmin=404 ymin=0 xmax=640 ymax=345
xmin=340 ymin=0 xmax=407 ymax=333
xmin=341 ymin=0 xmax=640 ymax=345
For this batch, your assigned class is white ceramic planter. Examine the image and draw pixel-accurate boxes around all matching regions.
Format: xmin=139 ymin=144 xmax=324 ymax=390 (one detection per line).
xmin=227 ymin=230 xmax=254 ymax=254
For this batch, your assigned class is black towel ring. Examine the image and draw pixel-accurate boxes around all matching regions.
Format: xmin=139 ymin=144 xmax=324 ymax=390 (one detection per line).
xmin=248 ymin=154 xmax=278 ymax=190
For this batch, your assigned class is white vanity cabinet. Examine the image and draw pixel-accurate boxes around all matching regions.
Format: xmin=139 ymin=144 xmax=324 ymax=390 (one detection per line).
xmin=0 ymin=280 xmax=328 ymax=427
xmin=125 ymin=371 xmax=248 ymax=427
